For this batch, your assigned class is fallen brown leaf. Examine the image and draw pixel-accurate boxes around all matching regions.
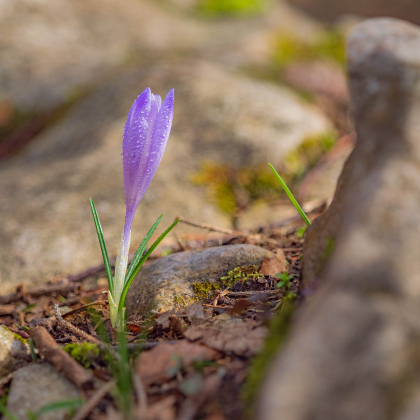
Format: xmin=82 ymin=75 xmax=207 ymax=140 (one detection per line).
xmin=184 ymin=314 xmax=267 ymax=357
xmin=146 ymin=395 xmax=176 ymax=420
xmin=136 ymin=341 xmax=221 ymax=386
xmin=229 ymin=299 xmax=250 ymax=315
xmin=259 ymin=250 xmax=286 ymax=276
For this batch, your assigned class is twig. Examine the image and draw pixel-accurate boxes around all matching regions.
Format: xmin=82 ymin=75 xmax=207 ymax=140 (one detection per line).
xmin=173 ymin=230 xmax=188 ymax=251
xmin=0 ymin=372 xmax=14 ymax=388
xmin=176 ymin=216 xmax=241 ymax=235
xmin=226 ymin=290 xmax=278 ymax=297
xmin=29 ymin=326 xmax=94 ymax=390
xmin=0 ymin=282 xmax=78 ymax=305
xmin=73 ymin=380 xmax=115 ymax=420
xmin=54 ymin=304 xmax=102 ymax=346
xmin=113 ymin=341 xmax=179 ymax=352
xmin=267 ymin=201 xmax=327 ymax=229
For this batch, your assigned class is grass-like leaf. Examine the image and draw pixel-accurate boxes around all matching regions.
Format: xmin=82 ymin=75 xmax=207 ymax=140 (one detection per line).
xmin=90 ymin=197 xmax=114 ymax=293
xmin=118 ymin=218 xmax=180 ymax=312
xmin=268 ymin=163 xmax=311 ymax=226
xmin=124 ymin=214 xmax=163 ymax=286
xmin=27 ymin=399 xmax=84 ymax=420
xmin=0 ymin=403 xmax=19 ymax=420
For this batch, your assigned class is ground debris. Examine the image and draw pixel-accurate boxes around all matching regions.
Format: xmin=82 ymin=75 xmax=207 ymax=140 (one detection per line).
xmin=0 ymin=225 xmax=305 ymax=419
xmin=136 ymin=341 xmax=221 ymax=386
xmin=184 ymin=315 xmax=267 ymax=357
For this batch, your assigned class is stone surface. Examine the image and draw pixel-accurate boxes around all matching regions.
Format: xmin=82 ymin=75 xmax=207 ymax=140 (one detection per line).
xmin=7 ymin=363 xmax=80 ymax=420
xmin=288 ymin=0 xmax=420 ymax=26
xmin=126 ymin=244 xmax=272 ymax=315
xmin=0 ymin=326 xmax=28 ymax=379
xmin=0 ymin=59 xmax=329 ymax=293
xmin=257 ymin=18 xmax=420 ymax=420
xmin=0 ymin=0 xmax=321 ymax=110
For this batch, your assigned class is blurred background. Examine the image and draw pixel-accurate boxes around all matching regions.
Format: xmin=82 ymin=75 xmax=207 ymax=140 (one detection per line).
xmin=0 ymin=0 xmax=417 ymax=292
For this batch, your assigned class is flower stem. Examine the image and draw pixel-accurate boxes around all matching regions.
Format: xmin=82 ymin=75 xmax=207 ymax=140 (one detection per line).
xmin=110 ymin=222 xmax=131 ymax=329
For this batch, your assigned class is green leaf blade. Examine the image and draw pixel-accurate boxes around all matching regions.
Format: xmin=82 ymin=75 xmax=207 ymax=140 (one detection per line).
xmin=118 ymin=218 xmax=180 ymax=312
xmin=89 ymin=198 xmax=114 ymax=293
xmin=124 ymin=214 xmax=163 ymax=286
xmin=268 ymin=163 xmax=311 ymax=226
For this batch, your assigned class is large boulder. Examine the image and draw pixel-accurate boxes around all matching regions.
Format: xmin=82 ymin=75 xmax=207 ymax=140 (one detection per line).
xmin=257 ymin=18 xmax=420 ymax=420
xmin=0 ymin=59 xmax=330 ymax=293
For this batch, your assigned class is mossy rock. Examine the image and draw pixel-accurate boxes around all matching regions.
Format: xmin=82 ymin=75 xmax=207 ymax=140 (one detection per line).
xmin=126 ymin=245 xmax=273 ymax=317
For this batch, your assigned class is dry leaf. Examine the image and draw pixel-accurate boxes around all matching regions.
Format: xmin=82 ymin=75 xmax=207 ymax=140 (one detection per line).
xmin=184 ymin=316 xmax=267 ymax=357
xmin=259 ymin=250 xmax=286 ymax=276
xmin=229 ymin=299 xmax=251 ymax=315
xmin=146 ymin=395 xmax=176 ymax=420
xmin=137 ymin=341 xmax=221 ymax=386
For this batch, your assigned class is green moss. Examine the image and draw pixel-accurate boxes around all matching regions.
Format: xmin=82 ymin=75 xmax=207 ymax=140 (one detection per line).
xmin=197 ymin=0 xmax=268 ymax=17
xmin=160 ymin=248 xmax=174 ymax=257
xmin=173 ymin=295 xmax=188 ymax=306
xmin=11 ymin=332 xmax=28 ymax=345
xmin=4 ymin=327 xmax=28 ymax=345
xmin=317 ymin=236 xmax=335 ymax=275
xmin=192 ymin=162 xmax=283 ymax=225
xmin=63 ymin=343 xmax=100 ymax=369
xmin=192 ymin=132 xmax=335 ymax=228
xmin=284 ymin=132 xmax=336 ymax=178
xmin=242 ymin=302 xmax=296 ymax=415
xmin=272 ymin=30 xmax=346 ymax=68
xmin=192 ymin=266 xmax=259 ymax=300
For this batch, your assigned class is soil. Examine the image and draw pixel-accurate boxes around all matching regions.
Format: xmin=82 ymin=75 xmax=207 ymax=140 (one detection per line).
xmin=0 ymin=214 xmax=314 ymax=420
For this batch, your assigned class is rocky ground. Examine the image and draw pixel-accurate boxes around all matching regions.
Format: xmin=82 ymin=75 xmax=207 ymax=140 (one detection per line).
xmin=0 ymin=217 xmax=307 ymax=420
xmin=0 ymin=0 xmax=348 ymax=293
xmin=2 ymin=1 xmax=420 ymax=419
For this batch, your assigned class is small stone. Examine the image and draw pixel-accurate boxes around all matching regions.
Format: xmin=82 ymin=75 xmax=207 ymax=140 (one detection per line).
xmin=0 ymin=326 xmax=29 ymax=379
xmin=126 ymin=244 xmax=273 ymax=316
xmin=7 ymin=363 xmax=80 ymax=420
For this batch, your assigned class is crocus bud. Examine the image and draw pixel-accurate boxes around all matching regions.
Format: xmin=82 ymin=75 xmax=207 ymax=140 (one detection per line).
xmin=110 ymin=88 xmax=174 ymax=328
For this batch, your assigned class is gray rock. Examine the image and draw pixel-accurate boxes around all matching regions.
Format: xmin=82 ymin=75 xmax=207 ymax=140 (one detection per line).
xmin=126 ymin=244 xmax=272 ymax=315
xmin=289 ymin=0 xmax=420 ymax=26
xmin=7 ymin=363 xmax=80 ymax=420
xmin=0 ymin=326 xmax=29 ymax=379
xmin=0 ymin=59 xmax=330 ymax=293
xmin=0 ymin=0 xmax=321 ymax=110
xmin=257 ymin=18 xmax=420 ymax=420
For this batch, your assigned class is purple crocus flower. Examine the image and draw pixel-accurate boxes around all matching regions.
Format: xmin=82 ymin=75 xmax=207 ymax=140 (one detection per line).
xmin=111 ymin=87 xmax=174 ymax=327
xmin=122 ymin=87 xmax=174 ymax=244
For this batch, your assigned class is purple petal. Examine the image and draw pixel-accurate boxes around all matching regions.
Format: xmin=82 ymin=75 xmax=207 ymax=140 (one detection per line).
xmin=122 ymin=88 xmax=174 ymax=230
xmin=134 ymin=89 xmax=174 ymax=206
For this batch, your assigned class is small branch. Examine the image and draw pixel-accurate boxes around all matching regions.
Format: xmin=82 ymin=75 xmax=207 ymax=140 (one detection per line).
xmin=281 ymin=247 xmax=303 ymax=252
xmin=113 ymin=341 xmax=179 ymax=352
xmin=0 ymin=372 xmax=14 ymax=388
xmin=29 ymin=326 xmax=94 ymax=390
xmin=73 ymin=380 xmax=115 ymax=420
xmin=54 ymin=304 xmax=102 ymax=346
xmin=0 ymin=281 xmax=78 ymax=305
xmin=176 ymin=216 xmax=241 ymax=235
xmin=173 ymin=230 xmax=188 ymax=251
xmin=226 ymin=290 xmax=278 ymax=297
